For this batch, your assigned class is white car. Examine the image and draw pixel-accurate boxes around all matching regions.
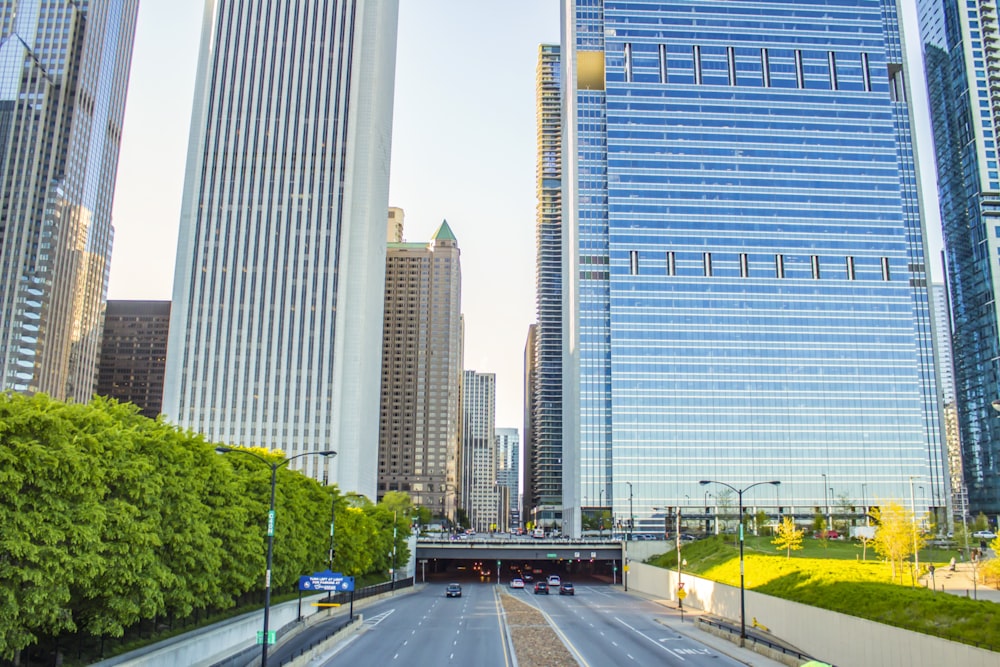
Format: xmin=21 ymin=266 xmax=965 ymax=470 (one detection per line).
xmin=510 ymin=578 xmax=525 ymax=589
xmin=547 ymin=575 xmax=561 ymax=588
xmin=972 ymin=530 xmax=997 ymax=540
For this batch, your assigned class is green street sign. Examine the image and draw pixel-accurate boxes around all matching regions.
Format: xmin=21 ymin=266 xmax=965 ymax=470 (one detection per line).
xmin=547 ymin=553 xmax=557 ymax=558
xmin=267 ymin=510 xmax=275 ymax=537
xmin=257 ymin=630 xmax=276 ymax=645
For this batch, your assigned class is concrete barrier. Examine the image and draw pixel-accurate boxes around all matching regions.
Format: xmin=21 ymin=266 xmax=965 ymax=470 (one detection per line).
xmin=629 ymin=561 xmax=999 ymax=667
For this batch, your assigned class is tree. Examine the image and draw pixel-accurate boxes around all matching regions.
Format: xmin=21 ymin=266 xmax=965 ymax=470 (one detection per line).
xmin=870 ymin=501 xmax=925 ymax=583
xmin=754 ymin=509 xmax=771 ymax=536
xmin=771 ymin=517 xmax=805 ymax=558
xmin=715 ymin=490 xmax=734 ymax=533
xmin=981 ymin=536 xmax=1000 ymax=587
xmin=834 ymin=493 xmax=854 ymax=532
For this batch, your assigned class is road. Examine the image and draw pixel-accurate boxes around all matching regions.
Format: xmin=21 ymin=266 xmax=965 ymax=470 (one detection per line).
xmin=316 ymin=581 xmax=512 ymax=666
xmin=512 ymin=582 xmax=746 ymax=667
xmin=311 ymin=578 xmax=746 ymax=667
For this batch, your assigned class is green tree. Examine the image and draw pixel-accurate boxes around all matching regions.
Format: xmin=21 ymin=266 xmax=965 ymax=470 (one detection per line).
xmin=870 ymin=501 xmax=924 ymax=583
xmin=771 ymin=517 xmax=805 ymax=558
xmin=754 ymin=509 xmax=771 ymax=536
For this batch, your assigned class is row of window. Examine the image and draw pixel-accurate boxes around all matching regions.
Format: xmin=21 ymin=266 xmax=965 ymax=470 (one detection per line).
xmin=618 ymin=251 xmax=891 ymax=280
xmin=620 ymin=43 xmax=903 ymax=99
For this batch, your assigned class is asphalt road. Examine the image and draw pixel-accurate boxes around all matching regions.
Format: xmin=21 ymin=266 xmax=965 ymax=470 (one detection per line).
xmin=506 ymin=581 xmax=746 ymax=667
xmin=315 ymin=581 xmax=512 ymax=667
xmin=309 ymin=577 xmax=746 ymax=667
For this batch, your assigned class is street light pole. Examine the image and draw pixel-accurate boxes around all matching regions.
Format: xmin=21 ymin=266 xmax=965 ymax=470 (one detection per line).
xmin=821 ymin=473 xmax=829 ymax=534
xmin=909 ymin=475 xmax=919 ymax=587
xmin=700 ymin=480 xmax=780 ymax=646
xmin=215 ymin=446 xmax=337 ymax=667
xmin=599 ymin=488 xmax=605 ymax=538
xmin=626 ymin=482 xmax=634 ymax=541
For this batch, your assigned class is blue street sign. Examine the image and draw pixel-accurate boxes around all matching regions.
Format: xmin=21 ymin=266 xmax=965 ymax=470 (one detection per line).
xmin=298 ymin=569 xmax=355 ymax=592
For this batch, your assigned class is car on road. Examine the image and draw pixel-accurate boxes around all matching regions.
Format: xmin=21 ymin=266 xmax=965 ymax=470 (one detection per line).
xmin=510 ymin=578 xmax=525 ymax=589
xmin=547 ymin=575 xmax=561 ymax=587
xmin=972 ymin=530 xmax=997 ymax=539
xmin=522 ymin=573 xmax=533 ymax=582
xmin=445 ymin=583 xmax=462 ymax=598
xmin=533 ymin=581 xmax=549 ymax=594
xmin=559 ymin=582 xmax=575 ymax=596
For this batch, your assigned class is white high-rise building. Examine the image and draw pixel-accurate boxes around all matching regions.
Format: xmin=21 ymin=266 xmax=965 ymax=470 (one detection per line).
xmin=462 ymin=370 xmax=496 ymax=532
xmin=163 ymin=0 xmax=399 ymax=497
xmin=495 ymin=427 xmax=520 ymax=528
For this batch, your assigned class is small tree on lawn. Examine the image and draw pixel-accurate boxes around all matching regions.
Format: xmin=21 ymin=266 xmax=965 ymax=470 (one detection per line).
xmin=870 ymin=501 xmax=923 ymax=583
xmin=772 ymin=516 xmax=805 ymax=558
xmin=754 ymin=509 xmax=771 ymax=536
xmin=982 ymin=535 xmax=1000 ymax=588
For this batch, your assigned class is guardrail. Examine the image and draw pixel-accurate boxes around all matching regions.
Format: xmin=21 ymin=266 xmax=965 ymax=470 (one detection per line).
xmin=696 ymin=616 xmax=825 ymax=665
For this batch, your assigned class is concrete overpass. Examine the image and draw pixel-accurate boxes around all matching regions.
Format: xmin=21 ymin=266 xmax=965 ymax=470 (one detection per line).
xmin=415 ymin=537 xmax=625 ymax=562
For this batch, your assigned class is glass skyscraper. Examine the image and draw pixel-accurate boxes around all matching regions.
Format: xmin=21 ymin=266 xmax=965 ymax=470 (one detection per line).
xmin=561 ymin=0 xmax=946 ymax=535
xmin=163 ymin=0 xmax=399 ymax=497
xmin=918 ymin=0 xmax=1000 ymax=516
xmin=0 ymin=0 xmax=139 ymax=402
xmin=530 ymin=43 xmax=565 ymax=530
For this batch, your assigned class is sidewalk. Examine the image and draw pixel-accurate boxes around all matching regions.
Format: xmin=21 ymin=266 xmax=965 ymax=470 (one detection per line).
xmin=927 ymin=559 xmax=1000 ymax=603
xmin=629 ymin=589 xmax=800 ymax=667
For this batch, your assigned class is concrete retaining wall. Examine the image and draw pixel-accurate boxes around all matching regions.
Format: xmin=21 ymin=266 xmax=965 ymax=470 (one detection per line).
xmin=629 ymin=561 xmax=998 ymax=667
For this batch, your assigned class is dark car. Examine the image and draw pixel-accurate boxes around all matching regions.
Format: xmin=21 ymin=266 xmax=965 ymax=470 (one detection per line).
xmin=523 ymin=573 xmax=534 ymax=582
xmin=559 ymin=582 xmax=575 ymax=596
xmin=533 ymin=581 xmax=549 ymax=594
xmin=445 ymin=583 xmax=462 ymax=598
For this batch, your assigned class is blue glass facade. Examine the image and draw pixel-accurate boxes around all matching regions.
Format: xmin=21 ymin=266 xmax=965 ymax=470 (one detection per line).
xmin=562 ymin=0 xmax=945 ymax=534
xmin=918 ymin=0 xmax=1000 ymax=516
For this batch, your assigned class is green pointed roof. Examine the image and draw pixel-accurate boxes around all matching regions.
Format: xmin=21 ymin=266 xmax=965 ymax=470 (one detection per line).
xmin=432 ymin=219 xmax=457 ymax=242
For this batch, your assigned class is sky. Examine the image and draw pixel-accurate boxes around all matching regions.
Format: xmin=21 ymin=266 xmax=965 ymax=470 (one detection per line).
xmin=108 ymin=0 xmax=938 ymax=437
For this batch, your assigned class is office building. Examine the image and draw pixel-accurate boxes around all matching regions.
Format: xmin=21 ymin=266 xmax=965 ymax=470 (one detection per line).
xmin=561 ymin=0 xmax=945 ymax=536
xmin=378 ymin=220 xmax=463 ymax=524
xmin=523 ymin=324 xmax=538 ymax=527
xmin=930 ymin=283 xmax=964 ymax=522
xmin=462 ymin=370 xmax=497 ymax=532
xmin=918 ymin=0 xmax=1000 ymax=515
xmin=531 ymin=43 xmax=565 ymax=531
xmin=163 ymin=0 xmax=399 ymax=495
xmin=0 ymin=1 xmax=139 ymax=402
xmin=496 ymin=427 xmax=520 ymax=528
xmin=387 ymin=207 xmax=404 ymax=243
xmin=96 ymin=300 xmax=170 ymax=419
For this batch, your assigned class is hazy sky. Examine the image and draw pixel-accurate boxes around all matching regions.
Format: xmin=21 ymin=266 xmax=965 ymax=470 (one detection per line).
xmin=108 ymin=0 xmax=938 ymax=436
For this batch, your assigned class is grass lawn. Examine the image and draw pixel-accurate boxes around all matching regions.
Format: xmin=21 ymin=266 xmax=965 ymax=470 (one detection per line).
xmin=648 ymin=536 xmax=999 ymax=651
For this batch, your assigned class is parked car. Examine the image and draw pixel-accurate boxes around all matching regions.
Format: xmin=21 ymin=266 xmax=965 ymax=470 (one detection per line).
xmin=534 ymin=581 xmax=549 ymax=594
xmin=547 ymin=575 xmax=561 ymax=587
xmin=972 ymin=530 xmax=997 ymax=540
xmin=510 ymin=578 xmax=525 ymax=589
xmin=445 ymin=583 xmax=462 ymax=598
xmin=814 ymin=530 xmax=840 ymax=539
xmin=559 ymin=582 xmax=575 ymax=596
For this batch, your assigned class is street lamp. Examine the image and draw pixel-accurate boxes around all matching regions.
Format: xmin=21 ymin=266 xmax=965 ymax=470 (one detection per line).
xmin=861 ymin=483 xmax=869 ymax=526
xmin=653 ymin=506 xmax=683 ymax=607
xmin=704 ymin=491 xmax=714 ymax=535
xmin=599 ymin=488 xmax=605 ymax=538
xmin=215 ymin=446 xmax=337 ymax=667
xmin=700 ymin=479 xmax=780 ymax=645
xmin=626 ymin=482 xmax=634 ymax=541
xmin=909 ymin=475 xmax=920 ymax=587
xmin=821 ymin=473 xmax=830 ymax=534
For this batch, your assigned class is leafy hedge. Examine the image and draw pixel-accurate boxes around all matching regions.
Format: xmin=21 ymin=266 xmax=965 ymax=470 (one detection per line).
xmin=0 ymin=393 xmax=409 ymax=660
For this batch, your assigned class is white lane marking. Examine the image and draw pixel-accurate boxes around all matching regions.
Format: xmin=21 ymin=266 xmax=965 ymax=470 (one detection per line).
xmin=627 ymin=655 xmax=635 ymax=661
xmin=612 ymin=641 xmax=619 ymax=647
xmin=366 ymin=610 xmax=396 ymax=627
xmin=615 ymin=617 xmax=687 ymax=661
xmin=393 ymin=653 xmax=399 ymax=660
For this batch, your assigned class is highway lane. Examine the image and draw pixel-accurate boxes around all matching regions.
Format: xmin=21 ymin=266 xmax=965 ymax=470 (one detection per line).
xmin=317 ymin=582 xmax=511 ymax=667
xmin=511 ymin=581 xmax=745 ymax=667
